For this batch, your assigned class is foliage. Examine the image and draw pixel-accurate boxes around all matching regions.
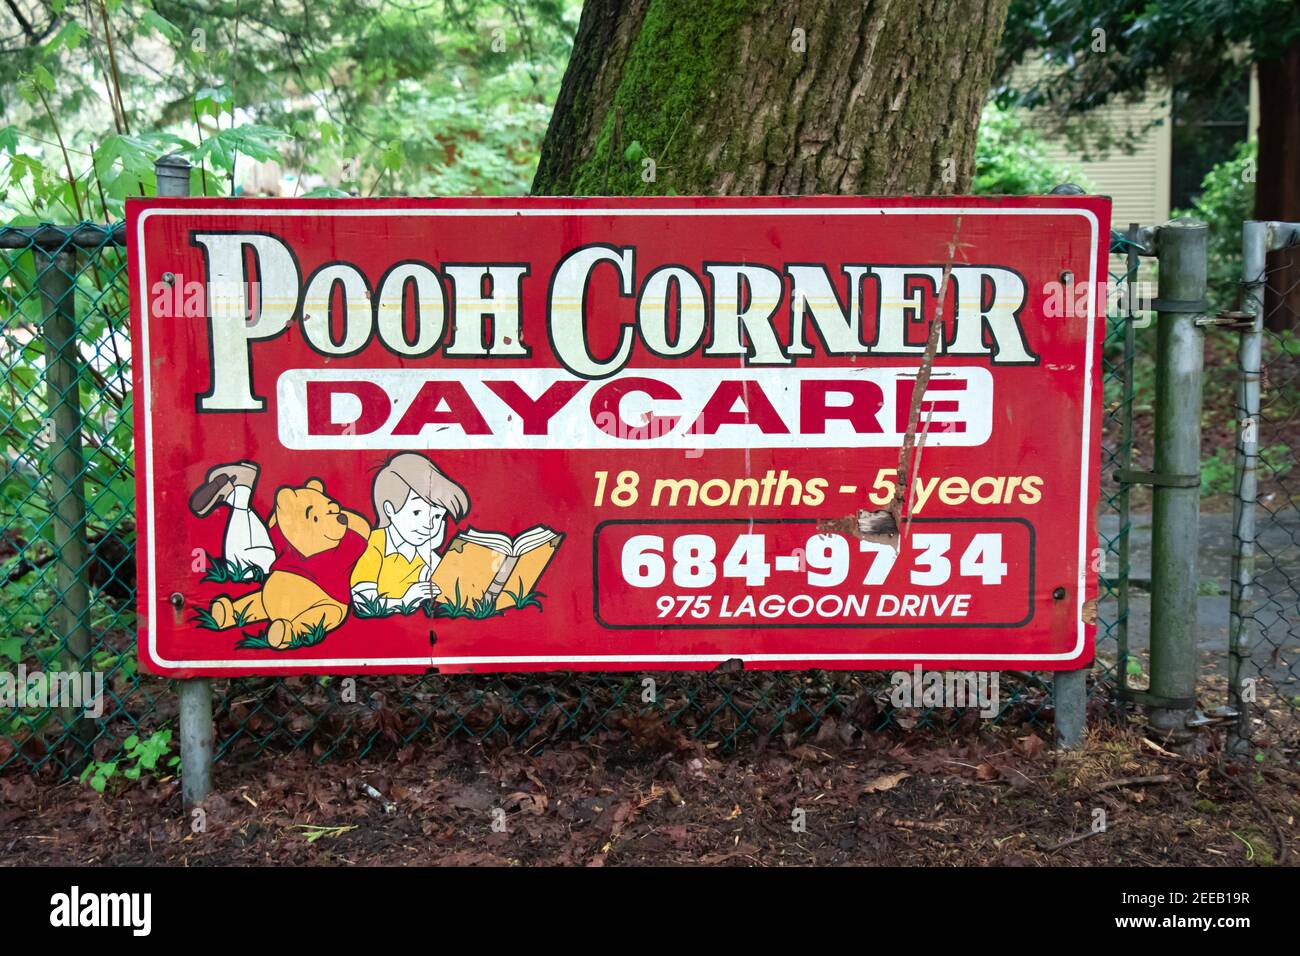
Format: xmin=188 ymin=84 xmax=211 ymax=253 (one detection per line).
xmin=973 ymin=102 xmax=1090 ymax=194
xmin=1173 ymin=139 xmax=1256 ymax=312
xmin=79 ymin=729 xmax=177 ymax=792
xmin=0 ymin=0 xmax=582 ymax=221
xmin=1201 ymin=443 xmax=1294 ymax=496
xmin=997 ymin=0 xmax=1300 ymax=129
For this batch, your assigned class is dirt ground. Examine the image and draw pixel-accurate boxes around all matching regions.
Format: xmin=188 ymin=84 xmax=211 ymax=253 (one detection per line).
xmin=2 ymin=714 xmax=1296 ymax=867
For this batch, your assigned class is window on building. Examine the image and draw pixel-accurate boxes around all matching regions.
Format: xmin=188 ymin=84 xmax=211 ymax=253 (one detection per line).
xmin=1170 ymin=73 xmax=1251 ymax=210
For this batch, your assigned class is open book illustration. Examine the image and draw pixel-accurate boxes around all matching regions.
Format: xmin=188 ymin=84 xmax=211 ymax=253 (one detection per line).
xmin=430 ymin=525 xmax=563 ymax=611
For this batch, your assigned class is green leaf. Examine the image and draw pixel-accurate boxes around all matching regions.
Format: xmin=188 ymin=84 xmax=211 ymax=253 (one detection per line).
xmin=140 ymin=10 xmax=182 ymax=41
xmin=195 ymin=87 xmax=233 ymax=118
xmin=301 ymin=185 xmax=350 ymax=198
xmin=30 ymin=64 xmax=55 ymax=93
xmin=192 ymin=124 xmax=290 ymax=173
xmin=0 ymin=636 xmax=22 ymax=663
xmin=46 ymin=20 xmax=88 ymax=53
xmin=381 ymin=140 xmax=404 ymax=171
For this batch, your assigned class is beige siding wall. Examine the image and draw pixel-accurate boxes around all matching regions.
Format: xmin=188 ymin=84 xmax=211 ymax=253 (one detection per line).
xmin=1011 ymin=63 xmax=1172 ymax=228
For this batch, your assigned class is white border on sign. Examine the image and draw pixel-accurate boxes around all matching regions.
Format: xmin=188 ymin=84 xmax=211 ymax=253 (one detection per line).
xmin=135 ymin=205 xmax=1100 ymax=670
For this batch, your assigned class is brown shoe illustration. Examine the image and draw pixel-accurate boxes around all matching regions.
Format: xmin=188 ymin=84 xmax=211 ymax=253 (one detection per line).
xmin=189 ymin=460 xmax=260 ymax=517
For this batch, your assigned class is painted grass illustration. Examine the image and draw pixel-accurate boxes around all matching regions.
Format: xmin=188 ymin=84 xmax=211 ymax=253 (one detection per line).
xmin=235 ymin=618 xmax=330 ymax=651
xmin=196 ymin=577 xmax=545 ymax=652
xmin=502 ymin=579 xmax=545 ymax=611
xmin=198 ymin=553 xmax=266 ymax=584
xmin=192 ymin=603 xmax=254 ymax=631
xmin=431 ymin=581 xmax=474 ymax=619
xmin=433 ymin=579 xmax=545 ymax=620
xmin=351 ymin=592 xmax=429 ymax=619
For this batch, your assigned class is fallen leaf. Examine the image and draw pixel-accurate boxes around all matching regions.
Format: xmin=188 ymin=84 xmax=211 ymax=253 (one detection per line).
xmin=1016 ymin=733 xmax=1047 ymax=758
xmin=862 ymin=771 xmax=910 ymax=794
xmin=504 ymin=791 xmax=548 ymax=815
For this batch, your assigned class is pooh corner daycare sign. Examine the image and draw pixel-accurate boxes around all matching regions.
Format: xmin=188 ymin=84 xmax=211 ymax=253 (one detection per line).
xmin=127 ymin=195 xmax=1110 ymax=677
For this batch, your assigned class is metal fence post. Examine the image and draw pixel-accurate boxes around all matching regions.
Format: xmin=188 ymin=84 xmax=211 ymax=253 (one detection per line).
xmin=156 ymin=153 xmax=212 ymax=806
xmin=37 ymin=247 xmax=93 ymax=756
xmin=1147 ymin=219 xmax=1208 ymax=742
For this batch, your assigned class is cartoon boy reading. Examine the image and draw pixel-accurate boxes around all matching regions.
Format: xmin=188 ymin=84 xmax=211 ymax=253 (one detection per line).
xmin=350 ymin=453 xmax=471 ymax=612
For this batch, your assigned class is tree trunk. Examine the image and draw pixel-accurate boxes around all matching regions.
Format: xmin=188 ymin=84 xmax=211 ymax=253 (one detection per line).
xmin=1255 ymin=35 xmax=1300 ymax=332
xmin=532 ymin=0 xmax=1009 ymax=197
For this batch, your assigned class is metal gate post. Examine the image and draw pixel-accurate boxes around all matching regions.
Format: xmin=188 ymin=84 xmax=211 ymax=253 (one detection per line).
xmin=1148 ymin=219 xmax=1208 ymax=741
xmin=155 ymin=154 xmax=212 ymax=807
xmin=1228 ymin=221 xmax=1267 ymax=752
xmin=1228 ymin=221 xmax=1300 ymax=753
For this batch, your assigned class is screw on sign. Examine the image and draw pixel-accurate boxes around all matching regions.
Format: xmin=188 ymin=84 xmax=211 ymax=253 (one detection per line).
xmin=126 ymin=196 xmax=1109 ymax=676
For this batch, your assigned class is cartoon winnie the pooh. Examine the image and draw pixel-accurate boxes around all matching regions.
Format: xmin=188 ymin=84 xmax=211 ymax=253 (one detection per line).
xmin=190 ymin=461 xmax=370 ymax=649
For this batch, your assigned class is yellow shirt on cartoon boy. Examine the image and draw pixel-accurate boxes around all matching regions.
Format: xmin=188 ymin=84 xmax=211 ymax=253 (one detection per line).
xmin=350 ymin=529 xmax=430 ymax=602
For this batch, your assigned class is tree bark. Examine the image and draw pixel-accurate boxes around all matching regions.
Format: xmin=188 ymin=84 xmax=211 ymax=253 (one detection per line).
xmin=1256 ymin=35 xmax=1300 ymax=332
xmin=532 ymin=0 xmax=1010 ymax=197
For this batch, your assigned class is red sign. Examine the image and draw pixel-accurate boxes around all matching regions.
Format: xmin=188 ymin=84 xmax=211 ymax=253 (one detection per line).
xmin=127 ymin=196 xmax=1109 ymax=676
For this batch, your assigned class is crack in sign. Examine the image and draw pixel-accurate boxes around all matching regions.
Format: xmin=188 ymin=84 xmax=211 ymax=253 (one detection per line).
xmin=893 ymin=217 xmax=966 ymax=538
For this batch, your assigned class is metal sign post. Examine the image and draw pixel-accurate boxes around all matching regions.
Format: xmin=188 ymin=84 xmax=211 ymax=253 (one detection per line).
xmin=154 ymin=155 xmax=214 ymax=808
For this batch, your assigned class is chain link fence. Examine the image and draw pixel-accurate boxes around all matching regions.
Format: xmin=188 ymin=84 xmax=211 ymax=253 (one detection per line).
xmin=1230 ymin=222 xmax=1300 ymax=757
xmin=1096 ymin=226 xmax=1150 ymax=707
xmin=0 ymin=224 xmax=164 ymax=781
xmin=0 ymin=218 xmax=1154 ymax=782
